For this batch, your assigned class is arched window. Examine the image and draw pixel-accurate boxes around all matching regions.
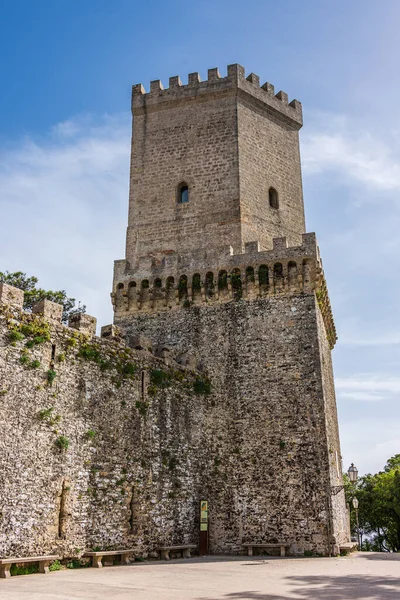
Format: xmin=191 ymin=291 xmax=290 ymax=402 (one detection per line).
xmin=192 ymin=273 xmax=201 ymax=292
xmin=177 ymin=182 xmax=189 ymax=204
xmin=218 ymin=270 xmax=228 ymax=290
xmin=231 ymin=269 xmax=242 ymax=301
xmin=269 ymin=187 xmax=279 ymax=209
xmin=178 ymin=275 xmax=188 ymax=300
xmin=246 ymin=266 xmax=255 ymax=283
xmin=154 ymin=278 xmax=162 ymax=288
xmin=128 ymin=281 xmax=137 ymax=300
xmin=205 ymin=272 xmax=214 ymax=298
xmin=141 ymin=280 xmax=149 ymax=289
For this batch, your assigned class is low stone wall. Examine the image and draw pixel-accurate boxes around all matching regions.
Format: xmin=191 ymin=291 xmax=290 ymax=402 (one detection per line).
xmin=0 ymin=301 xmax=209 ymax=559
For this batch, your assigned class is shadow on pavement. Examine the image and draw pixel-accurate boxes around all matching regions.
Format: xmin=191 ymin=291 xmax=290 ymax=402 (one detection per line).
xmin=357 ymin=552 xmax=400 ymax=561
xmin=195 ymin=574 xmax=400 ymax=600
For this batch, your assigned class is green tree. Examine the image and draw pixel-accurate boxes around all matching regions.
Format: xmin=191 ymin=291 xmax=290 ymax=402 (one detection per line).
xmin=0 ymin=271 xmax=86 ymax=325
xmin=353 ymin=455 xmax=400 ymax=552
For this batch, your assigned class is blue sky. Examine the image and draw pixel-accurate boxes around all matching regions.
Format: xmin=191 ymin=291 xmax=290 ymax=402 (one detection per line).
xmin=1 ymin=0 xmax=399 ymax=476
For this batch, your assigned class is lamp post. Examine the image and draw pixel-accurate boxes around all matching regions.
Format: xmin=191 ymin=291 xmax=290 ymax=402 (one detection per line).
xmin=352 ymin=497 xmax=360 ymax=550
xmin=331 ymin=463 xmax=359 ymax=495
xmin=348 ymin=463 xmax=358 ymax=484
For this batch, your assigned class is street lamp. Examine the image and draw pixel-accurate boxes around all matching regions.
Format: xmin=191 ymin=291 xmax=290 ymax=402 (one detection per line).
xmin=352 ymin=497 xmax=360 ymax=550
xmin=348 ymin=463 xmax=358 ymax=483
xmin=331 ymin=463 xmax=359 ymax=496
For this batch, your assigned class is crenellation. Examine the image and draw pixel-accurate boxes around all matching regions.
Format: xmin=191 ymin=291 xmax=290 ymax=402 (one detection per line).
xmin=246 ymin=73 xmax=260 ymax=86
xmin=0 ymin=282 xmax=24 ymax=309
xmin=169 ymin=75 xmax=182 ymax=87
xmin=275 ymin=90 xmax=289 ymax=104
xmin=132 ymin=83 xmax=146 ymax=95
xmin=272 ymin=236 xmax=289 ymax=250
xmin=207 ymin=67 xmax=221 ymax=81
xmin=289 ymin=98 xmax=302 ymax=111
xmin=244 ymin=241 xmax=260 ymax=253
xmin=261 ymin=81 xmax=275 ymax=94
xmin=130 ymin=64 xmax=302 ymax=125
xmin=227 ymin=62 xmax=245 ymax=80
xmin=188 ymin=71 xmax=201 ymax=85
xmin=32 ymin=299 xmax=63 ymax=323
xmin=68 ymin=312 xmax=97 ymax=337
xmin=150 ymin=79 xmax=164 ymax=92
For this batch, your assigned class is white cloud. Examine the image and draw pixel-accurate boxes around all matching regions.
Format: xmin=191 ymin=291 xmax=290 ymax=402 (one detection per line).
xmin=302 ymin=112 xmax=400 ymax=192
xmin=0 ymin=113 xmax=131 ymax=329
xmin=336 ymin=375 xmax=400 ymax=396
xmin=340 ymin=332 xmax=400 ymax=347
xmin=340 ymin=417 xmax=400 ymax=475
xmin=339 ymin=391 xmax=385 ymax=402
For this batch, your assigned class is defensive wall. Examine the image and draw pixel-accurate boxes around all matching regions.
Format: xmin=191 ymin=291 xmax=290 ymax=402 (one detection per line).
xmin=0 ymin=283 xmax=210 ymax=559
xmin=113 ymin=233 xmax=336 ymax=350
xmin=0 ymin=278 xmax=348 ymax=558
xmin=113 ymin=235 xmax=349 ymax=554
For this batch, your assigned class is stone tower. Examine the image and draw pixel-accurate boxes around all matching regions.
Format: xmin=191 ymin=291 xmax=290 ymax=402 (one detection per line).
xmin=112 ymin=64 xmax=349 ymax=555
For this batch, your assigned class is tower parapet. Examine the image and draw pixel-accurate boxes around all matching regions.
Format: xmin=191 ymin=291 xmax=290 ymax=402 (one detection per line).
xmin=132 ymin=64 xmax=302 ymax=128
xmin=112 ymin=233 xmax=336 ymax=349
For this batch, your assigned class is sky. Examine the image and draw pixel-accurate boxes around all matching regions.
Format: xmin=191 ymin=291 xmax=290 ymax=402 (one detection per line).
xmin=1 ymin=0 xmax=399 ymax=476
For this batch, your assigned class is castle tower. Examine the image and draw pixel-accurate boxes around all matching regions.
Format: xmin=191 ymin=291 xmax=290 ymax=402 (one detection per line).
xmin=112 ymin=65 xmax=349 ymax=556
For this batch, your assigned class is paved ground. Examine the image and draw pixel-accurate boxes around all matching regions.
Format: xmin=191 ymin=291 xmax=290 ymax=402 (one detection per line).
xmin=1 ymin=552 xmax=399 ymax=600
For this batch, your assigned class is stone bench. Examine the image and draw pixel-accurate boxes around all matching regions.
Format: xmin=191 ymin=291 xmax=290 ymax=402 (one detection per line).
xmin=243 ymin=543 xmax=290 ymax=557
xmin=0 ymin=555 xmax=60 ymax=578
xmin=155 ymin=544 xmax=197 ymax=561
xmin=339 ymin=542 xmax=358 ymax=554
xmin=83 ymin=549 xmax=136 ymax=568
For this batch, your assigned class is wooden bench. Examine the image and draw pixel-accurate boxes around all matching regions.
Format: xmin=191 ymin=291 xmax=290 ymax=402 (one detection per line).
xmin=83 ymin=549 xmax=136 ymax=568
xmin=155 ymin=544 xmax=197 ymax=561
xmin=243 ymin=543 xmax=290 ymax=557
xmin=0 ymin=555 xmax=60 ymax=578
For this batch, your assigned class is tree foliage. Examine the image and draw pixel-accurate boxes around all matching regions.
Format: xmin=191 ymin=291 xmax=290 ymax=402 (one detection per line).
xmin=0 ymin=271 xmax=85 ymax=324
xmin=348 ymin=454 xmax=400 ymax=552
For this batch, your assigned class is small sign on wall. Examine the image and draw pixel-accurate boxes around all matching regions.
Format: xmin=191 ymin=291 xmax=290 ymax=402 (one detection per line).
xmin=199 ymin=500 xmax=208 ymax=554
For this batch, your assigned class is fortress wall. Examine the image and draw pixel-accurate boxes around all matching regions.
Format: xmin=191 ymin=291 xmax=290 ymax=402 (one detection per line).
xmin=0 ymin=302 xmax=209 ymax=559
xmin=116 ymin=292 xmax=341 ymax=555
xmin=315 ymin=304 xmax=350 ymax=549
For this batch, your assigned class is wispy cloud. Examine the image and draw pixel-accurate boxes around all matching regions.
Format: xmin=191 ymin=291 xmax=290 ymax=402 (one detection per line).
xmin=0 ymin=113 xmax=131 ymax=327
xmin=336 ymin=375 xmax=400 ymax=399
xmin=340 ymin=332 xmax=400 ymax=347
xmin=302 ymin=112 xmax=400 ymax=192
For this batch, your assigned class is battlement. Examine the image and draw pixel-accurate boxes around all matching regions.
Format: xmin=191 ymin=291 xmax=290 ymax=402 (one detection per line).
xmin=0 ymin=285 xmax=199 ymax=369
xmin=131 ymin=63 xmax=302 ymax=127
xmin=112 ymin=233 xmax=336 ymax=349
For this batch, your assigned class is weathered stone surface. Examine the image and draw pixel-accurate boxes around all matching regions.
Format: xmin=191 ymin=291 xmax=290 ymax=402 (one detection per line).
xmin=0 ymin=304 xmax=207 ymax=559
xmin=124 ymin=63 xmax=304 ymax=274
xmin=32 ymin=299 xmax=63 ymax=323
xmin=68 ymin=313 xmax=97 ymax=337
xmin=110 ymin=63 xmax=348 ymax=556
xmin=116 ymin=293 xmax=348 ymax=555
xmin=0 ymin=64 xmax=349 ymax=561
xmin=0 ymin=283 xmax=24 ymax=309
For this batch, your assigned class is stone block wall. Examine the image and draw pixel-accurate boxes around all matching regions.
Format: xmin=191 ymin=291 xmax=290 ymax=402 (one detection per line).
xmin=125 ymin=64 xmax=305 ymax=271
xmin=115 ymin=290 xmax=349 ymax=555
xmin=0 ymin=300 xmax=209 ymax=559
xmin=0 ymin=284 xmax=348 ymax=558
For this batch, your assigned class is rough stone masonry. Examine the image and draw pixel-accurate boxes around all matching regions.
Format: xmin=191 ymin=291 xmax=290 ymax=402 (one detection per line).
xmin=0 ymin=64 xmax=349 ymax=561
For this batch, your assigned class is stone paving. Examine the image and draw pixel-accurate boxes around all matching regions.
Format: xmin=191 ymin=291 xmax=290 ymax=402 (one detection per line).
xmin=1 ymin=553 xmax=400 ymax=600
